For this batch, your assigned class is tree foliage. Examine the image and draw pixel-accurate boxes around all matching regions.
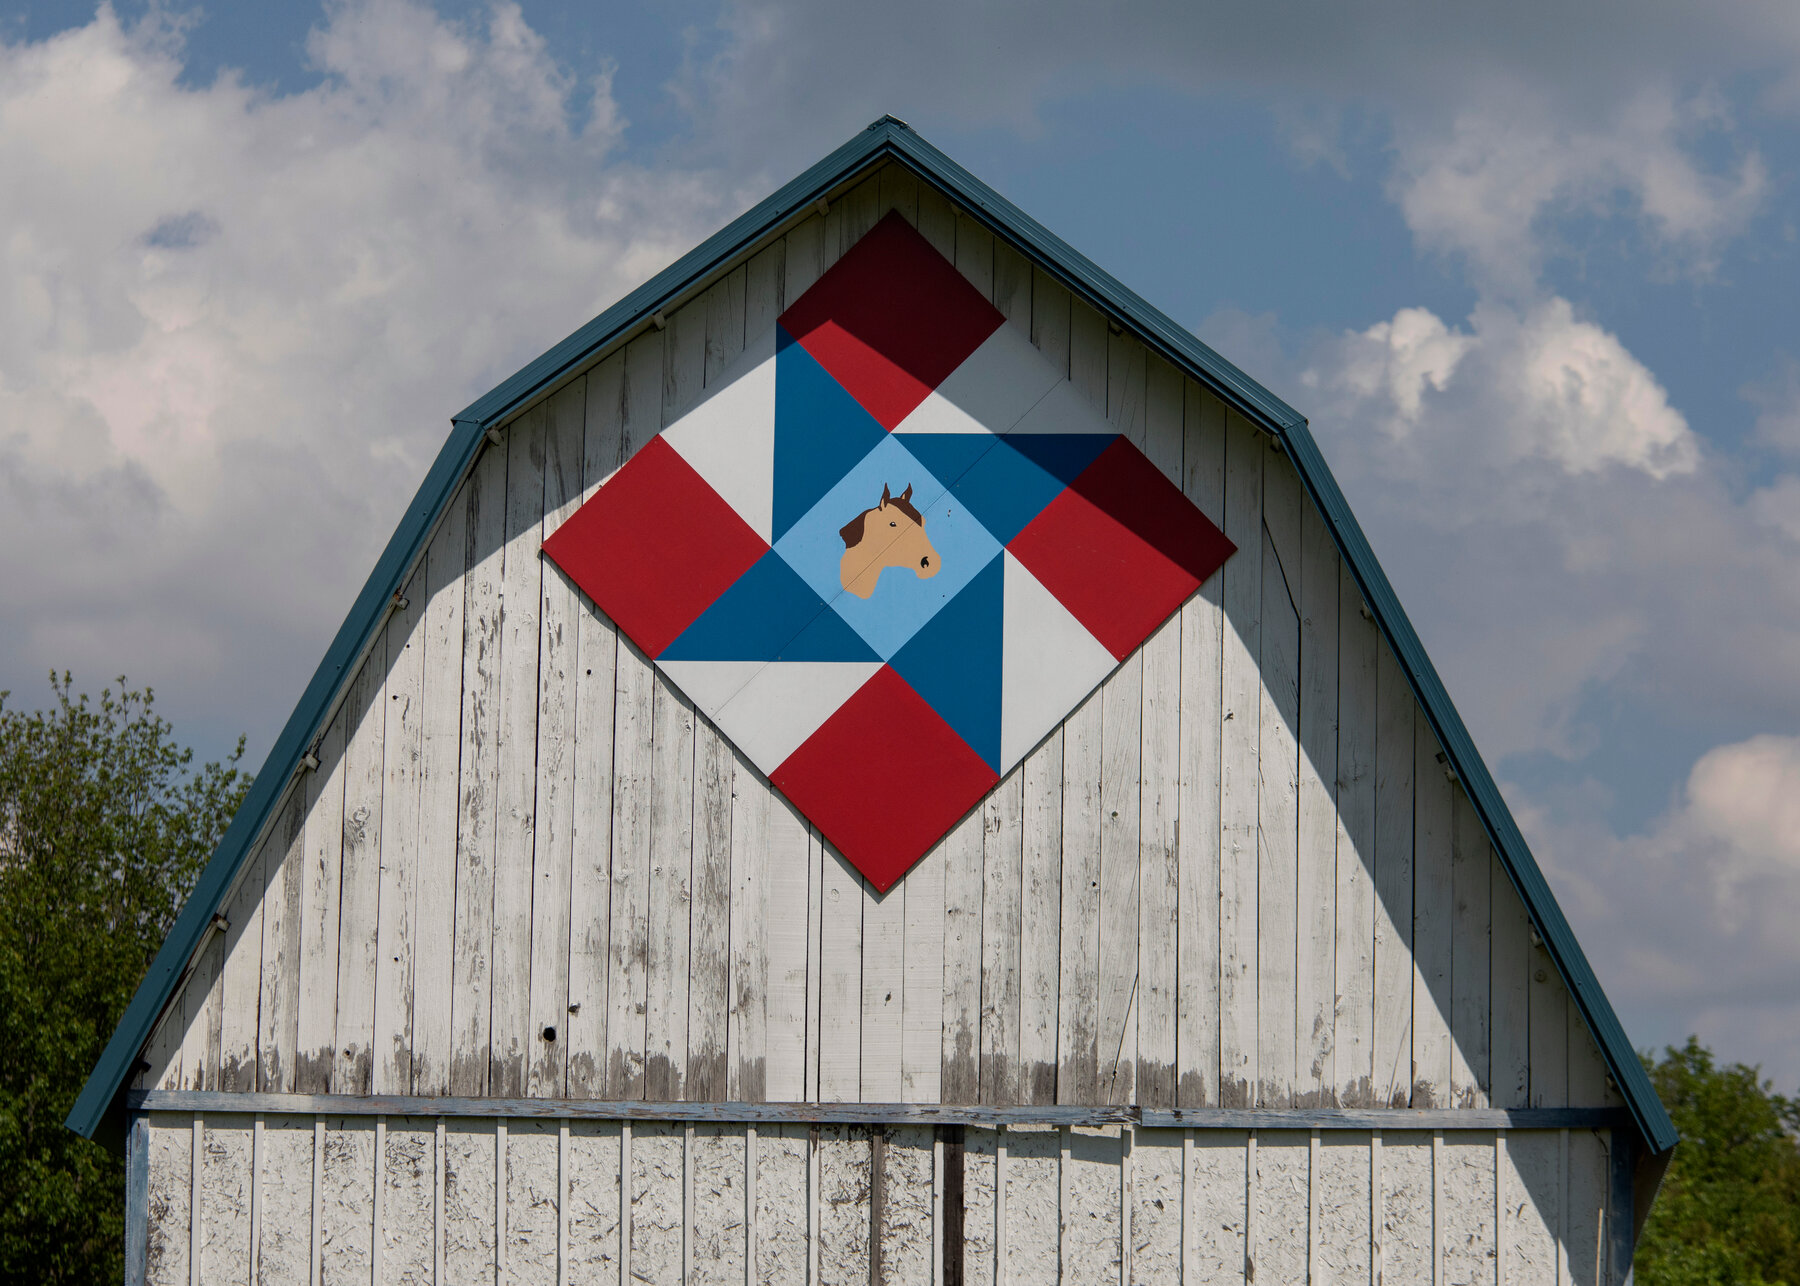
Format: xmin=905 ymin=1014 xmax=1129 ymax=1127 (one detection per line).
xmin=1638 ymin=1037 xmax=1800 ymax=1286
xmin=0 ymin=675 xmax=248 ymax=1284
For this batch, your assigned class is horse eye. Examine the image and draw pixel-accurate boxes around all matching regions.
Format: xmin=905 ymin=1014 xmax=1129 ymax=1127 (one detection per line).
xmin=889 ymin=520 xmax=897 ymax=527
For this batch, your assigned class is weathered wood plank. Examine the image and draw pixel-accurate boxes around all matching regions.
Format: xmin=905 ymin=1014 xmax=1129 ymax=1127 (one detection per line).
xmin=645 ymin=669 xmax=696 ymax=1102
xmin=916 ymin=182 xmax=957 ymax=262
xmin=783 ymin=212 xmax=827 ymax=304
xmin=567 ymin=355 xmax=624 ymax=1100
xmin=727 ymin=763 xmax=770 ymax=1103
xmin=1371 ymin=640 xmax=1416 ymax=1108
xmin=197 ymin=1115 xmax=251 ymax=1285
xmin=1017 ymin=731 xmax=1062 ymax=1107
xmin=296 ymin=710 xmax=349 ymax=1095
xmin=1217 ymin=413 xmax=1265 ymax=1110
xmin=566 ymin=1120 xmax=622 ymax=1279
xmin=879 ymin=163 xmax=920 ymax=226
xmin=943 ymin=805 xmax=986 ymax=1105
xmin=954 ymin=210 xmax=993 ymax=300
xmin=449 ymin=439 xmax=508 ymax=1098
xmin=1333 ymin=562 xmax=1379 ymax=1108
xmin=980 ymin=772 xmax=1025 ymax=1104
xmin=372 ymin=567 xmax=426 ymax=1096
xmin=691 ymin=691 xmax=741 ymax=1102
xmin=412 ymin=483 xmax=469 ymax=1097
xmin=818 ymin=847 xmax=864 ymax=1103
xmin=1257 ymin=452 xmax=1303 ymax=1109
xmin=604 ymin=331 xmax=665 ymax=1101
xmin=1296 ymin=500 xmax=1340 ymax=1108
xmin=256 ymin=791 xmax=306 ymax=1093
xmin=320 ymin=1115 xmax=375 ymax=1282
xmin=334 ymin=626 xmax=388 ymax=1094
xmin=527 ymin=380 xmax=587 ymax=1099
xmin=216 ymin=830 xmax=267 ymax=1094
xmin=901 ymin=829 xmax=947 ymax=1106
xmin=258 ymin=1113 xmax=312 ymax=1281
xmin=382 ymin=1117 xmax=436 ymax=1282
xmin=762 ymin=795 xmax=812 ymax=1103
xmin=1176 ymin=383 xmax=1227 ymax=1111
xmin=1491 ymin=849 xmax=1533 ymax=1111
xmin=861 ymin=869 xmax=906 ymax=1102
xmin=1528 ymin=936 xmax=1568 ymax=1110
xmin=687 ymin=281 xmax=743 ymax=1106
xmin=444 ymin=1119 xmax=498 ymax=1283
xmin=1136 ymin=359 xmax=1184 ymax=1111
xmin=1451 ymin=789 xmax=1493 ymax=1110
xmin=1412 ymin=714 xmax=1455 ymax=1108
xmin=491 ymin=404 xmax=548 ymax=1098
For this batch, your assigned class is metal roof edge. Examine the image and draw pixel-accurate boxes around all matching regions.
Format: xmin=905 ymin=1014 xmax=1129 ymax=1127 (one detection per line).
xmin=72 ymin=114 xmax=1674 ymax=1157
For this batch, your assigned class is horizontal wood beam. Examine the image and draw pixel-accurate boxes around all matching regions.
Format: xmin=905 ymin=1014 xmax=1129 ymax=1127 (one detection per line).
xmin=126 ymin=1090 xmax=1630 ymax=1132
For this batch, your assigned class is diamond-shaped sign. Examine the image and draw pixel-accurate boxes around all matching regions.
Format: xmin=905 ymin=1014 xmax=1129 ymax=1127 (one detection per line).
xmin=543 ymin=211 xmax=1236 ymax=891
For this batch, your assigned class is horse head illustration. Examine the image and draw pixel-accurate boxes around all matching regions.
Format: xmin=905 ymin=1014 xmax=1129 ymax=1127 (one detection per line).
xmin=838 ymin=483 xmax=940 ymax=599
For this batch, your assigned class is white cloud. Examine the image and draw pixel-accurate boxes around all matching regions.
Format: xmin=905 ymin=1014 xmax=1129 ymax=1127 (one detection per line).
xmin=1303 ymin=297 xmax=1698 ymax=486
xmin=0 ymin=2 xmax=739 ymax=748
xmin=1388 ymin=89 xmax=1768 ymax=291
xmin=1521 ymin=734 xmax=1800 ymax=1082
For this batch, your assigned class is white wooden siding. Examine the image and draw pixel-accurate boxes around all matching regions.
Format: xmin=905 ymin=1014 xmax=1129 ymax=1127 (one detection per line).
xmin=140 ymin=1112 xmax=1621 ymax=1285
xmin=135 ymin=161 xmax=1623 ymax=1118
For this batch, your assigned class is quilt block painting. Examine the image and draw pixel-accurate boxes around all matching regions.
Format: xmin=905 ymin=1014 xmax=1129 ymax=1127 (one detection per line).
xmin=544 ymin=211 xmax=1236 ymax=892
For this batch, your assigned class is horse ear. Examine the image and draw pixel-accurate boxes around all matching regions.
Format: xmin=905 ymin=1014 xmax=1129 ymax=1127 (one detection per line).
xmin=880 ymin=484 xmax=891 ymax=508
xmin=899 ymin=484 xmax=913 ymax=504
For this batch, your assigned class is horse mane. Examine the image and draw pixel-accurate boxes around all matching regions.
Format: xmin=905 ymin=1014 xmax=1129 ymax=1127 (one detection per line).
xmin=839 ymin=487 xmax=925 ymax=548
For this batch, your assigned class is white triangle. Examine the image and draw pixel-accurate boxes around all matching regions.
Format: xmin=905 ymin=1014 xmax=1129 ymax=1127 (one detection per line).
xmin=656 ymin=659 xmax=769 ymax=724
xmin=1000 ymin=552 xmax=1118 ymax=768
xmin=894 ymin=324 xmax=1064 ymax=435
xmin=662 ymin=324 xmax=778 ymax=542
xmin=1007 ymin=379 xmax=1111 ymax=436
xmin=713 ymin=660 xmax=884 ymax=775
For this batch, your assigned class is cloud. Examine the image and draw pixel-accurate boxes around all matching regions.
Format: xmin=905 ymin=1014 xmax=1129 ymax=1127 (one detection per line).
xmin=1303 ymin=297 xmax=1698 ymax=489
xmin=1387 ymin=89 xmax=1768 ymax=292
xmin=0 ymin=2 xmax=738 ymax=751
xmin=1520 ymin=733 xmax=1800 ymax=1084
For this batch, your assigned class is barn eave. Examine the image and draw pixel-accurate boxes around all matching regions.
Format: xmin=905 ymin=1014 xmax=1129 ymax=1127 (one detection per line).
xmin=68 ymin=114 xmax=1677 ymax=1159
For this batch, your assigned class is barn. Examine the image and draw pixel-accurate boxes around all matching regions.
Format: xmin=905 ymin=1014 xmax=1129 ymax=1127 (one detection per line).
xmin=70 ymin=116 xmax=1676 ymax=1284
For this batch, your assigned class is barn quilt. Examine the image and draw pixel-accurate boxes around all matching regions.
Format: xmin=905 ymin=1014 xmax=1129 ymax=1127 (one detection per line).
xmin=544 ymin=211 xmax=1235 ymax=891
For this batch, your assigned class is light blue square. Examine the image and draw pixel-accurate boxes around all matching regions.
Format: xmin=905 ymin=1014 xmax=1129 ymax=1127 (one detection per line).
xmin=773 ymin=434 xmax=1002 ymax=660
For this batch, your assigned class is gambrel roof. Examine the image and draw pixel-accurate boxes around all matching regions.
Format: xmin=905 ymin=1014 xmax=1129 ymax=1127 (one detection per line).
xmin=70 ymin=116 xmax=1677 ymax=1156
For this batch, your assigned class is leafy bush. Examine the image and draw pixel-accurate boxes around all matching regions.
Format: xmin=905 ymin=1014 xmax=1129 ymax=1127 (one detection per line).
xmin=1638 ymin=1037 xmax=1800 ymax=1286
xmin=0 ymin=676 xmax=247 ymax=1284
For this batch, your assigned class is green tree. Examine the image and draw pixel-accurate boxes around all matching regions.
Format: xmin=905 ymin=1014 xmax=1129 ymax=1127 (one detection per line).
xmin=0 ymin=675 xmax=248 ymax=1284
xmin=1638 ymin=1037 xmax=1800 ymax=1286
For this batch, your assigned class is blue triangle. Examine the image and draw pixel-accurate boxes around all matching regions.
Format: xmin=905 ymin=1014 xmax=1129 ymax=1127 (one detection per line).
xmin=661 ymin=551 xmax=876 ymax=662
xmin=773 ymin=328 xmax=889 ymax=540
xmin=889 ymin=553 xmax=1004 ymax=770
xmin=892 ymin=432 xmax=1000 ymax=493
xmin=1004 ymin=432 xmax=1116 ymax=485
xmin=945 ymin=433 xmax=1111 ymax=545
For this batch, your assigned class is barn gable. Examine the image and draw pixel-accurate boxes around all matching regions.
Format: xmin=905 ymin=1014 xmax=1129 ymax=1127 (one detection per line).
xmin=72 ymin=118 xmax=1673 ymax=1178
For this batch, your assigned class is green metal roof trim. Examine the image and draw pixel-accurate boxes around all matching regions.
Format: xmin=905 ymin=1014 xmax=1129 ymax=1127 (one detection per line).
xmin=71 ymin=116 xmax=1676 ymax=1155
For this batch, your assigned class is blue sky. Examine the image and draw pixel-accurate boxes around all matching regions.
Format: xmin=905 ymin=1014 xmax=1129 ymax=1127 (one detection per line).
xmin=2 ymin=0 xmax=1798 ymax=1083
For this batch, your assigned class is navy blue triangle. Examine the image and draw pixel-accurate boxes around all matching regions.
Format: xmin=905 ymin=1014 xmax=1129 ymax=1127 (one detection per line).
xmin=889 ymin=553 xmax=1004 ymax=770
xmin=773 ymin=328 xmax=889 ymax=540
xmin=892 ymin=432 xmax=1000 ymax=493
xmin=660 ymin=551 xmax=875 ymax=662
xmin=946 ymin=433 xmax=1113 ymax=545
xmin=1003 ymin=432 xmax=1116 ymax=485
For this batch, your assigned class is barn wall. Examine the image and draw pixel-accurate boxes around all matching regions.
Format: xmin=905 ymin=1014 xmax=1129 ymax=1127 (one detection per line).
xmin=137 ymin=1110 xmax=1621 ymax=1285
xmin=135 ymin=160 xmax=1622 ymax=1115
